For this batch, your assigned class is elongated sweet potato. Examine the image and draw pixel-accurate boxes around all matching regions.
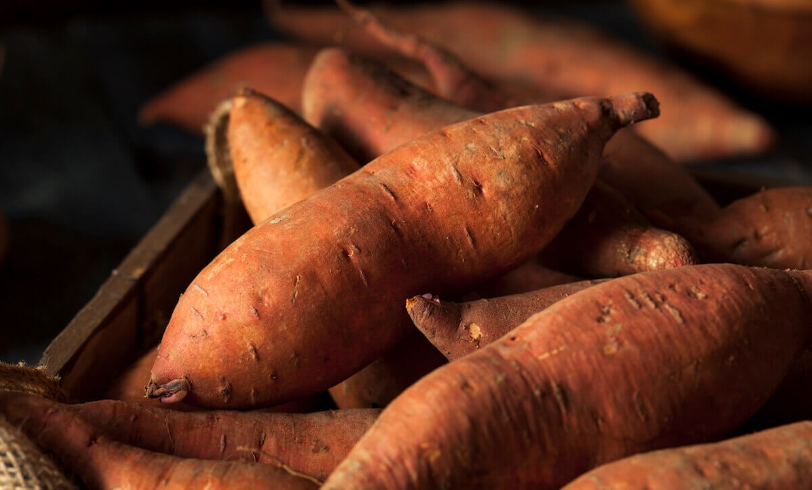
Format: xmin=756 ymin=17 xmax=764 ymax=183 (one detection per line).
xmin=105 ymin=347 xmax=325 ymax=413
xmin=214 ymin=86 xmax=441 ymax=410
xmin=408 ymin=279 xmax=604 ymax=360
xmin=227 ymin=89 xmax=361 ymax=223
xmin=561 ymin=421 xmax=812 ymax=490
xmin=541 ymin=181 xmax=698 ymax=277
xmin=147 ymin=93 xmax=659 ymax=409
xmin=0 ymin=392 xmax=318 ymax=490
xmin=274 ymin=1 xmax=775 ymax=160
xmin=302 ymin=48 xmax=479 ymax=164
xmin=70 ymin=399 xmax=379 ymax=481
xmin=322 ymin=264 xmax=812 ymax=489
xmin=691 ymin=187 xmax=812 ymax=269
xmin=304 ymin=48 xmax=719 ymax=239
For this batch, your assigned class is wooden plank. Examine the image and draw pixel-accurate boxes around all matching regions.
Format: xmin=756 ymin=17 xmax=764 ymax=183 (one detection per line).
xmin=39 ymin=170 xmax=220 ymax=392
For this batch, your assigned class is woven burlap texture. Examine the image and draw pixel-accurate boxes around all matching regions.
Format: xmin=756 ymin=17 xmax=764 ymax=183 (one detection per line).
xmin=0 ymin=363 xmax=68 ymax=403
xmin=0 ymin=363 xmax=75 ymax=489
xmin=0 ymin=415 xmax=76 ymax=490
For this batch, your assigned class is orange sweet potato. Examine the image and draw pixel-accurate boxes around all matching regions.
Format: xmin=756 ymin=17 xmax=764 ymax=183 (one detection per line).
xmin=71 ymin=399 xmax=379 ymax=481
xmin=227 ymin=89 xmax=360 ymax=223
xmin=541 ymin=181 xmax=698 ymax=277
xmin=408 ymin=279 xmax=604 ymax=360
xmin=147 ymin=93 xmax=659 ymax=409
xmin=691 ymin=187 xmax=812 ymax=269
xmin=323 ymin=264 xmax=812 ymax=489
xmin=0 ymin=392 xmax=318 ymax=490
xmin=273 ymin=1 xmax=775 ymax=161
xmin=215 ymin=86 xmax=441 ymax=411
xmin=304 ymin=48 xmax=719 ymax=241
xmin=561 ymin=421 xmax=812 ymax=489
xmin=106 ymin=347 xmax=324 ymax=413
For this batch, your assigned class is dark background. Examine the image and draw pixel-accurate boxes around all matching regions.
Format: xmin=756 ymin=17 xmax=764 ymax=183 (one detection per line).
xmin=1 ymin=0 xmax=810 ymax=364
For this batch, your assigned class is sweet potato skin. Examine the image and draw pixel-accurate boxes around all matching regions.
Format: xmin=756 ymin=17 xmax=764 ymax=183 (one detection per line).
xmin=304 ymin=48 xmax=719 ymax=238
xmin=273 ymin=1 xmax=775 ymax=160
xmin=0 ymin=392 xmax=318 ymax=490
xmin=303 ymin=48 xmax=478 ymax=164
xmin=322 ymin=264 xmax=812 ymax=489
xmin=148 ymin=94 xmax=657 ymax=409
xmin=409 ymin=279 xmax=604 ymax=360
xmin=561 ymin=421 xmax=812 ymax=490
xmin=692 ymin=187 xmax=812 ymax=269
xmin=542 ymin=181 xmax=698 ymax=277
xmin=72 ymin=400 xmax=379 ymax=481
xmin=228 ymin=90 xmax=360 ymax=223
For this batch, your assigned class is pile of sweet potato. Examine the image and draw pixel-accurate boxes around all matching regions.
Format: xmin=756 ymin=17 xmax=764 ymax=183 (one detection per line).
xmin=6 ymin=2 xmax=812 ymax=489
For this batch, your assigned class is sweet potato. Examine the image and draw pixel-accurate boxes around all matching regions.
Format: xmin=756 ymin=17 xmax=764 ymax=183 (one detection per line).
xmin=70 ymin=399 xmax=379 ymax=481
xmin=302 ymin=48 xmax=479 ymax=164
xmin=227 ymin=88 xmax=360 ymax=223
xmin=273 ymin=1 xmax=775 ymax=161
xmin=408 ymin=279 xmax=604 ymax=360
xmin=691 ymin=187 xmax=812 ymax=269
xmin=561 ymin=421 xmax=812 ymax=490
xmin=541 ymin=181 xmax=698 ymax=277
xmin=0 ymin=392 xmax=318 ymax=490
xmin=328 ymin=332 xmax=446 ymax=409
xmin=146 ymin=92 xmax=659 ymax=409
xmin=304 ymin=48 xmax=719 ymax=239
xmin=106 ymin=347 xmax=324 ymax=413
xmin=214 ymin=87 xmax=440 ymax=410
xmin=322 ymin=264 xmax=812 ymax=489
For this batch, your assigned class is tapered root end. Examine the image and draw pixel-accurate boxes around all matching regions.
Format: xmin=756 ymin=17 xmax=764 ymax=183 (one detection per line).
xmin=609 ymin=92 xmax=660 ymax=127
xmin=145 ymin=377 xmax=190 ymax=403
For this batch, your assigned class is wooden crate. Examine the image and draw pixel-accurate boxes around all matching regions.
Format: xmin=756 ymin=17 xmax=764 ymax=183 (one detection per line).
xmin=38 ymin=170 xmax=251 ymax=402
xmin=37 ymin=167 xmax=783 ymax=402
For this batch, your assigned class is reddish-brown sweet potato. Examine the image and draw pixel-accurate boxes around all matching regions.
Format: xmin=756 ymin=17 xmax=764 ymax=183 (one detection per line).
xmin=541 ymin=181 xmax=698 ymax=277
xmin=71 ymin=399 xmax=379 ymax=481
xmin=0 ymin=392 xmax=318 ymax=490
xmin=106 ymin=347 xmax=324 ymax=413
xmin=304 ymin=48 xmax=719 ymax=240
xmin=227 ymin=89 xmax=361 ymax=223
xmin=408 ymin=279 xmax=604 ymax=360
xmin=561 ymin=421 xmax=812 ymax=490
xmin=147 ymin=93 xmax=659 ymax=409
xmin=740 ymin=349 xmax=812 ymax=432
xmin=691 ymin=187 xmax=812 ymax=269
xmin=273 ymin=1 xmax=775 ymax=161
xmin=322 ymin=264 xmax=812 ymax=489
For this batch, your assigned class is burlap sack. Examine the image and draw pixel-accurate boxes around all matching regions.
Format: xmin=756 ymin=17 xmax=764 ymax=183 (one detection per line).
xmin=0 ymin=363 xmax=68 ymax=403
xmin=0 ymin=415 xmax=76 ymax=490
xmin=0 ymin=362 xmax=76 ymax=489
